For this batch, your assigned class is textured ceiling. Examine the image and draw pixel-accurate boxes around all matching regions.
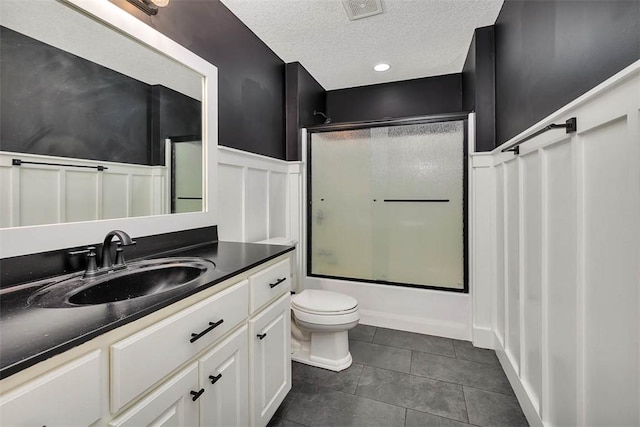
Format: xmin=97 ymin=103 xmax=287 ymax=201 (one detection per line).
xmin=219 ymin=0 xmax=504 ymax=90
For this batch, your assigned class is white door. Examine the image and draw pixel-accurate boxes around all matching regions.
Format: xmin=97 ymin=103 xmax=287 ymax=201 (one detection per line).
xmin=199 ymin=326 xmax=249 ymax=427
xmin=172 ymin=140 xmax=202 ymax=213
xmin=109 ymin=363 xmax=200 ymax=427
xmin=249 ymin=293 xmax=291 ymax=427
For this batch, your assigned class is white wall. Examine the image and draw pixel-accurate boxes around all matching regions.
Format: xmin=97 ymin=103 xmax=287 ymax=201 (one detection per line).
xmin=0 ymin=152 xmax=166 ymax=228
xmin=217 ymin=146 xmax=302 ymax=245
xmin=471 ymin=61 xmax=640 ymax=427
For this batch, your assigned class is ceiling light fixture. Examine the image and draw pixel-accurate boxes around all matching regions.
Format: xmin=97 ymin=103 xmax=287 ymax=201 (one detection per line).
xmin=126 ymin=0 xmax=169 ymax=16
xmin=373 ymin=63 xmax=390 ymax=72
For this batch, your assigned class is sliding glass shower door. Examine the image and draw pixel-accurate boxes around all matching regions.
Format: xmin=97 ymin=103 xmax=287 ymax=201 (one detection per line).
xmin=309 ymin=120 xmax=465 ymax=291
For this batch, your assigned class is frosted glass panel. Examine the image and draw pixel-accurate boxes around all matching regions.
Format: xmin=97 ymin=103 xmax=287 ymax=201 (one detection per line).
xmin=310 ymin=121 xmax=464 ymax=289
xmin=311 ymin=130 xmax=374 ymax=279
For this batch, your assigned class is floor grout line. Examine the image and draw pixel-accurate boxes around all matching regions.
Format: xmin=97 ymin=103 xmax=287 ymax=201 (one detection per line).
xmin=462 ymin=382 xmax=471 ymax=424
xmin=354 ymin=361 xmax=516 ymax=398
xmin=350 ymin=338 xmax=455 ymax=359
xmin=276 ymin=327 xmax=525 ymax=427
xmin=354 ymin=362 xmax=367 ymax=394
xmin=351 ymin=374 xmax=471 ymax=426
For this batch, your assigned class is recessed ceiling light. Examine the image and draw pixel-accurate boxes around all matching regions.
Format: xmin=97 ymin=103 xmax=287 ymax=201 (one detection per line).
xmin=373 ymin=63 xmax=390 ymax=72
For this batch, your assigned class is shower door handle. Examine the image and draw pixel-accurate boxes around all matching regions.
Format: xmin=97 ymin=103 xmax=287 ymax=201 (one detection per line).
xmin=382 ymin=199 xmax=450 ymax=202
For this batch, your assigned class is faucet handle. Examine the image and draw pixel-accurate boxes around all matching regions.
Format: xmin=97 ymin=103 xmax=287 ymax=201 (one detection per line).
xmin=114 ymin=243 xmax=126 ymax=266
xmin=69 ymin=246 xmax=99 ymax=277
xmin=68 ymin=246 xmax=96 ymax=256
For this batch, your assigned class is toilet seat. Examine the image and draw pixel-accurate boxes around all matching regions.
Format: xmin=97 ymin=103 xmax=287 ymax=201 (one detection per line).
xmin=292 ymin=290 xmax=359 ymax=326
xmin=292 ymin=289 xmax=358 ymax=313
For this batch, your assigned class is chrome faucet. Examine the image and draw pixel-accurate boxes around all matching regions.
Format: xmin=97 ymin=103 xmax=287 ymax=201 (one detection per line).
xmin=101 ymin=230 xmax=136 ymax=269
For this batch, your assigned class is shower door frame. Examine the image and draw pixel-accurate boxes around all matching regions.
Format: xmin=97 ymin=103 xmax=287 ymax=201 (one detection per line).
xmin=306 ymin=113 xmax=470 ymax=294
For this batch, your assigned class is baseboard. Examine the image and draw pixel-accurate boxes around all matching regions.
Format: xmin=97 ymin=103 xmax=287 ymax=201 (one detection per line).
xmin=495 ymin=332 xmax=544 ymax=427
xmin=472 ymin=326 xmax=495 ymax=349
xmin=359 ymin=309 xmax=469 ymax=341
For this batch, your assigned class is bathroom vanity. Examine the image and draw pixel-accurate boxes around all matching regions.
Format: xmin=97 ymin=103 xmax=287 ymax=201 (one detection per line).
xmin=0 ymin=241 xmax=293 ymax=427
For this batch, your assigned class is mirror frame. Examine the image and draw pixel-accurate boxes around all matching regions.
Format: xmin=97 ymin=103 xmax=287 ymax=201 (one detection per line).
xmin=0 ymin=0 xmax=218 ymax=258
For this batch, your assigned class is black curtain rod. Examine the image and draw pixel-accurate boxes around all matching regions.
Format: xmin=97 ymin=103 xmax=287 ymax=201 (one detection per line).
xmin=12 ymin=159 xmax=108 ymax=171
xmin=501 ymin=117 xmax=577 ymax=155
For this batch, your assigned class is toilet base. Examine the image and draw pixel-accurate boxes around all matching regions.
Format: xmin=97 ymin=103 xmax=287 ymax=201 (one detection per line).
xmin=291 ymin=344 xmax=353 ymax=372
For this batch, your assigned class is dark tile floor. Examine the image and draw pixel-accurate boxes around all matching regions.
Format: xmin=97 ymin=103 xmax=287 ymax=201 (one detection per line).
xmin=269 ymin=324 xmax=529 ymax=427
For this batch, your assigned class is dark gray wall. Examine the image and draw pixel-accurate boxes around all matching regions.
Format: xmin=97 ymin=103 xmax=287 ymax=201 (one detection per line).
xmin=150 ymin=86 xmax=202 ymax=165
xmin=326 ymin=74 xmax=464 ymax=123
xmin=0 ymin=27 xmax=201 ymax=166
xmin=0 ymin=27 xmax=150 ymax=165
xmin=495 ymin=0 xmax=640 ymax=145
xmin=462 ymin=26 xmax=496 ymax=152
xmin=285 ymin=62 xmax=326 ymax=161
xmin=111 ymin=0 xmax=286 ymax=160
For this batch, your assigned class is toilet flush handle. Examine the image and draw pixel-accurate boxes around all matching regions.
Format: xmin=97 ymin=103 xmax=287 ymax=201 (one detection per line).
xmin=257 ymin=333 xmax=267 ymax=340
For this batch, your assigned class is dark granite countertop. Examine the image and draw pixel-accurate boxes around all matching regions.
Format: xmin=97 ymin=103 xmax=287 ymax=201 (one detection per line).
xmin=0 ymin=241 xmax=294 ymax=380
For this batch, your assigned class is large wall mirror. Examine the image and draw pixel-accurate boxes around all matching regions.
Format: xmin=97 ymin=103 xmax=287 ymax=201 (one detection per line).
xmin=0 ymin=0 xmax=218 ymax=258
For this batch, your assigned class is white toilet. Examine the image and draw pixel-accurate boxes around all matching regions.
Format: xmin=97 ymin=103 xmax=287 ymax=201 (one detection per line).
xmin=290 ymin=289 xmax=360 ymax=371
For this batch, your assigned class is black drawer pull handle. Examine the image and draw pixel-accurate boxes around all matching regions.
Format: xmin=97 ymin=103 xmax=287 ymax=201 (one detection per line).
xmin=269 ymin=278 xmax=286 ymax=288
xmin=190 ymin=388 xmax=205 ymax=401
xmin=257 ymin=333 xmax=267 ymax=340
xmin=209 ymin=373 xmax=223 ymax=384
xmin=190 ymin=319 xmax=224 ymax=343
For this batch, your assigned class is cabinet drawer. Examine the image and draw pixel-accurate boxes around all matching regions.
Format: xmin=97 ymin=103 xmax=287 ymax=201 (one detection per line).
xmin=249 ymin=258 xmax=291 ymax=313
xmin=109 ymin=363 xmax=199 ymax=427
xmin=111 ymin=280 xmax=248 ymax=412
xmin=0 ymin=350 xmax=101 ymax=427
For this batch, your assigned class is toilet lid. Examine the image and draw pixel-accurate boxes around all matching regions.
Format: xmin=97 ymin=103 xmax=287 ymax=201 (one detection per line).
xmin=292 ymin=290 xmax=358 ymax=313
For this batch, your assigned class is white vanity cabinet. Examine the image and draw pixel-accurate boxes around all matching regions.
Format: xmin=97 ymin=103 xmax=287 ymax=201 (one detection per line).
xmin=0 ymin=350 xmax=102 ymax=427
xmin=0 ymin=252 xmax=293 ymax=427
xmin=110 ymin=280 xmax=249 ymax=412
xmin=111 ymin=326 xmax=249 ymax=427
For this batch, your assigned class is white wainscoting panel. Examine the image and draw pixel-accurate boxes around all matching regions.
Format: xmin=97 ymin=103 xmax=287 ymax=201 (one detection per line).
xmin=102 ymin=174 xmax=129 ymax=220
xmin=543 ymin=138 xmax=577 ymax=426
xmin=269 ymin=172 xmax=287 ymax=239
xmin=217 ymin=146 xmax=302 ymax=246
xmin=469 ymin=152 xmax=496 ymax=348
xmin=505 ymin=159 xmax=521 ymax=372
xmin=65 ymin=170 xmax=98 ymax=223
xmin=218 ymin=164 xmax=244 ymax=242
xmin=521 ymin=151 xmax=542 ymax=410
xmin=582 ymin=114 xmax=639 ymax=426
xmin=245 ymin=168 xmax=269 ymax=242
xmin=0 ymin=152 xmax=166 ymax=227
xmin=471 ymin=61 xmax=640 ymax=427
xmin=495 ymin=164 xmax=505 ymax=346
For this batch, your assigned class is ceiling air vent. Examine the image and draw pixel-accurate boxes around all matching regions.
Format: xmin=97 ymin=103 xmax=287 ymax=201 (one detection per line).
xmin=342 ymin=0 xmax=383 ymax=21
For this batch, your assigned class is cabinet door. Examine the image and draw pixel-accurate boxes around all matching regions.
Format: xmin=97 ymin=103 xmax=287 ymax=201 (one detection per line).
xmin=0 ymin=350 xmax=101 ymax=427
xmin=199 ymin=325 xmax=249 ymax=427
xmin=109 ymin=363 xmax=200 ymax=427
xmin=249 ymin=293 xmax=291 ymax=427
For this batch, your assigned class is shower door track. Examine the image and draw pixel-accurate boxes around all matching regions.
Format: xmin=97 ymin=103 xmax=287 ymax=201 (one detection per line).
xmin=306 ymin=112 xmax=470 ymax=294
